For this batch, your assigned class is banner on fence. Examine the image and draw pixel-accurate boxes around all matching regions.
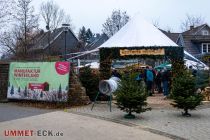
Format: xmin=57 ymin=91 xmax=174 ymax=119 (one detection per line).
xmin=7 ymin=62 xmax=70 ymax=102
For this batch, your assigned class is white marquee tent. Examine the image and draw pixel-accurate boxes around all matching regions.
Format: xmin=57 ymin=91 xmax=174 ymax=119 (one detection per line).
xmin=70 ymin=14 xmax=208 ymax=70
xmin=98 ymin=14 xmax=208 ymax=69
xmin=99 ymin=14 xmax=178 ymax=48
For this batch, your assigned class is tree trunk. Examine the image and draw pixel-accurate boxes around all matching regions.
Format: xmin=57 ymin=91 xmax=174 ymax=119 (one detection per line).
xmin=129 ymin=108 xmax=132 ymax=115
xmin=182 ymin=108 xmax=191 ymax=117
xmin=124 ymin=108 xmax=135 ymax=119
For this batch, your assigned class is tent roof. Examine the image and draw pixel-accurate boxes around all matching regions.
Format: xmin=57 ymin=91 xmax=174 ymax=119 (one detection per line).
xmin=184 ymin=50 xmax=207 ymax=67
xmin=99 ymin=14 xmax=178 ymax=48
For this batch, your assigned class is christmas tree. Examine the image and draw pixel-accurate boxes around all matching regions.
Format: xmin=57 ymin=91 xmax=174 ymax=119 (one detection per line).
xmin=24 ymin=86 xmax=27 ymax=97
xmin=115 ymin=76 xmax=151 ymax=119
xmin=10 ymin=85 xmax=14 ymax=95
xmin=58 ymin=84 xmax=62 ymax=99
xmin=18 ymin=87 xmax=21 ymax=93
xmin=40 ymin=91 xmax=43 ymax=98
xmin=171 ymin=70 xmax=203 ymax=116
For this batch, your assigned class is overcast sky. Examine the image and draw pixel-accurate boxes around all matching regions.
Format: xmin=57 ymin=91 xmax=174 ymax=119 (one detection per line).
xmin=32 ymin=0 xmax=210 ymax=34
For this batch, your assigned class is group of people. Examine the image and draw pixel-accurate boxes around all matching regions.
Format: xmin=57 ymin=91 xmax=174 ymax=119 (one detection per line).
xmin=111 ymin=65 xmax=197 ymax=99
xmin=137 ymin=66 xmax=171 ymax=98
xmin=111 ymin=67 xmax=171 ymax=98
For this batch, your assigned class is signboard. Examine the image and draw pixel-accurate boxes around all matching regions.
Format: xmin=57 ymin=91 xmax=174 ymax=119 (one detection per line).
xmin=120 ymin=49 xmax=165 ymax=56
xmin=7 ymin=62 xmax=70 ymax=102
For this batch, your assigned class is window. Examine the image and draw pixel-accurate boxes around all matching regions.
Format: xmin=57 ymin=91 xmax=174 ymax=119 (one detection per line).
xmin=202 ymin=44 xmax=207 ymax=53
xmin=202 ymin=43 xmax=210 ymax=53
xmin=202 ymin=30 xmax=209 ymax=35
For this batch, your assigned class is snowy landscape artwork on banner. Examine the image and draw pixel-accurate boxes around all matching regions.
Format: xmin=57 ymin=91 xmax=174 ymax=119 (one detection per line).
xmin=7 ymin=62 xmax=70 ymax=102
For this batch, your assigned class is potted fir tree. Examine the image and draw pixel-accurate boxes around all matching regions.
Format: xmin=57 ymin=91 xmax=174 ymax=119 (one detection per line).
xmin=171 ymin=70 xmax=203 ymax=117
xmin=115 ymin=76 xmax=151 ymax=119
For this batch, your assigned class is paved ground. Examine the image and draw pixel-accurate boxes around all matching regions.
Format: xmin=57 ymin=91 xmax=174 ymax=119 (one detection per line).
xmin=0 ymin=107 xmax=171 ymax=140
xmin=0 ymin=103 xmax=53 ymax=122
xmin=68 ymin=95 xmax=210 ymax=140
xmin=1 ymin=94 xmax=210 ymax=140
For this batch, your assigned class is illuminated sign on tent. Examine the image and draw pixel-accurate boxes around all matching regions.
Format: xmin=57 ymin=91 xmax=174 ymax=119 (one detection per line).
xmin=120 ymin=48 xmax=165 ymax=56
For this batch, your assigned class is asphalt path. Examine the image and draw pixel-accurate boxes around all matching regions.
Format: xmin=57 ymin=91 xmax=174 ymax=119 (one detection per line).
xmin=0 ymin=103 xmax=171 ymax=140
xmin=0 ymin=103 xmax=53 ymax=122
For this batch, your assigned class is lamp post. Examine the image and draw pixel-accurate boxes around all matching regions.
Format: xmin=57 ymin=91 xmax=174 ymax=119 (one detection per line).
xmin=46 ymin=25 xmax=50 ymax=57
xmin=62 ymin=24 xmax=70 ymax=61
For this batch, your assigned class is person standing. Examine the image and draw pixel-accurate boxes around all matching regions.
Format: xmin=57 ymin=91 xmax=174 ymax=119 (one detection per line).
xmin=161 ymin=67 xmax=169 ymax=99
xmin=144 ymin=66 xmax=154 ymax=96
xmin=155 ymin=70 xmax=162 ymax=93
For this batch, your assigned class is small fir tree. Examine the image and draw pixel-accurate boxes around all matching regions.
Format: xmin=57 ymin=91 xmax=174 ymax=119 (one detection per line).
xmin=78 ymin=26 xmax=87 ymax=43
xmin=115 ymin=76 xmax=151 ymax=119
xmin=58 ymin=84 xmax=62 ymax=94
xmin=58 ymin=84 xmax=62 ymax=99
xmin=85 ymin=28 xmax=94 ymax=44
xmin=24 ymin=86 xmax=27 ymax=97
xmin=195 ymin=70 xmax=209 ymax=89
xmin=10 ymin=85 xmax=14 ymax=95
xmin=171 ymin=70 xmax=203 ymax=116
xmin=40 ymin=91 xmax=43 ymax=98
xmin=18 ymin=87 xmax=21 ymax=93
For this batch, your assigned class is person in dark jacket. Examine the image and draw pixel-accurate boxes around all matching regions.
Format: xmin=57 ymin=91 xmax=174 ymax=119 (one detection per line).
xmin=155 ymin=70 xmax=162 ymax=93
xmin=111 ymin=69 xmax=121 ymax=79
xmin=161 ymin=67 xmax=169 ymax=99
xmin=144 ymin=66 xmax=154 ymax=96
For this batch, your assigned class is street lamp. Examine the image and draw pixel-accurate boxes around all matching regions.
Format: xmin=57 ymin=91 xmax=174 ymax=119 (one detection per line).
xmin=46 ymin=25 xmax=50 ymax=56
xmin=62 ymin=24 xmax=70 ymax=61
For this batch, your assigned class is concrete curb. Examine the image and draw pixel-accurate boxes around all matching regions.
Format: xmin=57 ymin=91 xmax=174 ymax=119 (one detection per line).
xmin=68 ymin=111 xmax=186 ymax=140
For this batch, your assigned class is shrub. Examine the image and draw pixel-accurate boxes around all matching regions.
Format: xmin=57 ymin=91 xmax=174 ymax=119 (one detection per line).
xmin=79 ymin=67 xmax=100 ymax=101
xmin=195 ymin=70 xmax=209 ymax=89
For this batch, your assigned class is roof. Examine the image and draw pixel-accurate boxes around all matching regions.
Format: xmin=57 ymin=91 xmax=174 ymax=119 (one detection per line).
xmin=160 ymin=29 xmax=180 ymax=43
xmin=99 ymin=14 xmax=178 ymax=48
xmin=182 ymin=24 xmax=208 ymax=35
xmin=30 ymin=27 xmax=78 ymax=51
xmin=87 ymin=33 xmax=109 ymax=50
xmin=181 ymin=35 xmax=201 ymax=55
xmin=161 ymin=24 xmax=210 ymax=55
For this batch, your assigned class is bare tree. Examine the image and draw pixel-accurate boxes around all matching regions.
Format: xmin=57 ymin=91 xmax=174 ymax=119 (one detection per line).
xmin=0 ymin=0 xmax=39 ymax=58
xmin=180 ymin=14 xmax=205 ymax=31
xmin=102 ymin=10 xmax=130 ymax=37
xmin=62 ymin=14 xmax=75 ymax=30
xmin=0 ymin=0 xmax=14 ymax=28
xmin=152 ymin=19 xmax=160 ymax=28
xmin=0 ymin=27 xmax=40 ymax=59
xmin=40 ymin=0 xmax=73 ymax=30
xmin=0 ymin=27 xmax=23 ymax=56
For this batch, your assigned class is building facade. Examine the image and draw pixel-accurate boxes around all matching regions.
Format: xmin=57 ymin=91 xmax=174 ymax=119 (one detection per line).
xmin=28 ymin=27 xmax=81 ymax=60
xmin=161 ymin=24 xmax=210 ymax=61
